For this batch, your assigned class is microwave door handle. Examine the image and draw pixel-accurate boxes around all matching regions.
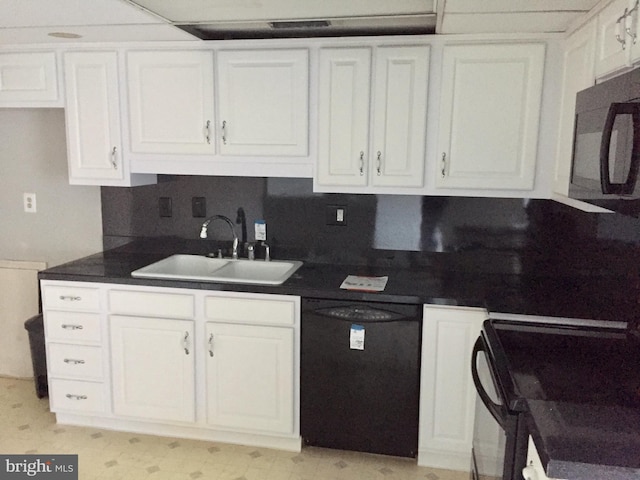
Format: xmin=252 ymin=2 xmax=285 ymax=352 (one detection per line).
xmin=471 ymin=337 xmax=509 ymax=427
xmin=600 ymin=103 xmax=640 ymax=194
xmin=600 ymin=103 xmax=619 ymax=194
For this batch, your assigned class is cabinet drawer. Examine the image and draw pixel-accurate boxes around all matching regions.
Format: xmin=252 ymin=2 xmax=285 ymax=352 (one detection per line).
xmin=43 ymin=285 xmax=100 ymax=311
xmin=205 ymin=296 xmax=295 ymax=326
xmin=109 ymin=289 xmax=195 ymax=318
xmin=49 ymin=379 xmax=105 ymax=414
xmin=48 ymin=343 xmax=103 ymax=380
xmin=44 ymin=311 xmax=101 ymax=343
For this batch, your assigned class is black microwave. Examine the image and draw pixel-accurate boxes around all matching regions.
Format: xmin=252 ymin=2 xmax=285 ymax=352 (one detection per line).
xmin=569 ymin=67 xmax=640 ymax=217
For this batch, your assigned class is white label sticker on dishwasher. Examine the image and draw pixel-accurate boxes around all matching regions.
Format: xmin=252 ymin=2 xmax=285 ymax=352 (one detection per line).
xmin=350 ymin=324 xmax=365 ymax=350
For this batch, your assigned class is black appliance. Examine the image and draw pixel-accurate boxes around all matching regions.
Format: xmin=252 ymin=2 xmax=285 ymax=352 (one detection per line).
xmin=300 ymin=298 xmax=422 ymax=458
xmin=471 ymin=316 xmax=629 ymax=480
xmin=569 ymin=67 xmax=640 ymax=216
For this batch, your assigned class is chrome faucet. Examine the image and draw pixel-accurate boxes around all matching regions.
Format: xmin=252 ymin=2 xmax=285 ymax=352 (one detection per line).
xmin=199 ymin=215 xmax=238 ymax=259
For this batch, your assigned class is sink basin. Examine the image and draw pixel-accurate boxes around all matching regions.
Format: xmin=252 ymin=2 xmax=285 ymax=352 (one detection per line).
xmin=131 ymin=254 xmax=302 ymax=285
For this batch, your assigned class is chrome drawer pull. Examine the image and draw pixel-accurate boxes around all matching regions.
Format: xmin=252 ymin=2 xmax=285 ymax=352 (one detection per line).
xmin=65 ymin=394 xmax=87 ymax=400
xmin=183 ymin=331 xmax=190 ymax=355
xmin=63 ymin=358 xmax=85 ymax=365
xmin=59 ymin=295 xmax=81 ymax=302
xmin=61 ymin=324 xmax=83 ymax=330
xmin=208 ymin=333 xmax=214 ymax=357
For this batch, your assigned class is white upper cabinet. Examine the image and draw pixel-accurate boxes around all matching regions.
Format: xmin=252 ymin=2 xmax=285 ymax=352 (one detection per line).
xmin=316 ymin=45 xmax=430 ymax=191
xmin=127 ymin=50 xmax=215 ymax=155
xmin=216 ymin=49 xmax=308 ymax=156
xmin=0 ymin=52 xmax=59 ymax=107
xmin=554 ymin=21 xmax=597 ymax=195
xmin=436 ymin=43 xmax=545 ymax=191
xmin=64 ymin=51 xmax=156 ymax=187
xmin=594 ymin=0 xmax=637 ymax=78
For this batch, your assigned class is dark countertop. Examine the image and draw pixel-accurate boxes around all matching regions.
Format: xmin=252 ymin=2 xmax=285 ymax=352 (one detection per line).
xmin=527 ymin=400 xmax=640 ymax=480
xmin=38 ymin=237 xmax=639 ymax=322
xmin=39 ymin=238 xmax=640 ymax=479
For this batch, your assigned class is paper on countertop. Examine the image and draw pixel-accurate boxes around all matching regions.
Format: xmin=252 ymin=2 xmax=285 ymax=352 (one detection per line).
xmin=340 ymin=275 xmax=388 ymax=292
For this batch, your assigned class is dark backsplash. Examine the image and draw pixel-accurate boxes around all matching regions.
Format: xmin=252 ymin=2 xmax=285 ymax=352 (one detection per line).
xmin=101 ymin=175 xmax=640 ymax=276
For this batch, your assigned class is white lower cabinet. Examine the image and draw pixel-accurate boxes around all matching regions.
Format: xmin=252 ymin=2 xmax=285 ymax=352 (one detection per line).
xmin=418 ymin=304 xmax=488 ymax=470
xmin=205 ymin=322 xmax=294 ymax=434
xmin=110 ymin=315 xmax=196 ymax=423
xmin=40 ymin=281 xmax=300 ymax=451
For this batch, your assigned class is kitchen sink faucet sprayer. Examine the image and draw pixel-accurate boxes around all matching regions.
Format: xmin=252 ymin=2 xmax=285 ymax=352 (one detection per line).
xmin=199 ymin=215 xmax=239 ymax=259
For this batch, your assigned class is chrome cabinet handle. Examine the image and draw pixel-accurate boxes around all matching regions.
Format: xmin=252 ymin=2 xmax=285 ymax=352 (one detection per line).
xmin=111 ymin=146 xmax=117 ymax=169
xmin=616 ymin=9 xmax=629 ymax=49
xmin=376 ymin=151 xmax=382 ymax=176
xmin=65 ymin=394 xmax=87 ymax=400
xmin=205 ymin=120 xmax=211 ymax=144
xmin=183 ymin=331 xmax=190 ymax=355
xmin=222 ymin=120 xmax=227 ymax=145
xmin=208 ymin=333 xmax=214 ymax=357
xmin=63 ymin=358 xmax=85 ymax=365
xmin=441 ymin=152 xmax=447 ymax=178
xmin=59 ymin=295 xmax=81 ymax=302
xmin=61 ymin=324 xmax=83 ymax=330
xmin=359 ymin=151 xmax=365 ymax=176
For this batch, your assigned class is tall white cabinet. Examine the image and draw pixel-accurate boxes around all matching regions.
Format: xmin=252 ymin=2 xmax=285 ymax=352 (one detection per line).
xmin=315 ymin=45 xmax=429 ymax=190
xmin=418 ymin=304 xmax=488 ymax=470
xmin=436 ymin=43 xmax=545 ymax=191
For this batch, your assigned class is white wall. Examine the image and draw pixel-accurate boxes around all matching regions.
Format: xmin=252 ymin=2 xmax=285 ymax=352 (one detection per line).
xmin=0 ymin=108 xmax=103 ymax=267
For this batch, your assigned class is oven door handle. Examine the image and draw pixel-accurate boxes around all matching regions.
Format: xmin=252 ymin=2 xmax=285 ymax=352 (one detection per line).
xmin=471 ymin=336 xmax=510 ymax=427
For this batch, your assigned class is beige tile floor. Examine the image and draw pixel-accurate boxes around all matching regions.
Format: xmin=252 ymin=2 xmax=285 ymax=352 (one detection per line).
xmin=0 ymin=377 xmax=468 ymax=480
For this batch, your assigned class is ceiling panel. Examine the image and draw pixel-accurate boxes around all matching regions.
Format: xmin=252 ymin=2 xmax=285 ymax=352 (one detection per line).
xmin=443 ymin=0 xmax=600 ymax=13
xmin=440 ymin=11 xmax=585 ymax=34
xmin=128 ymin=0 xmax=436 ymax=23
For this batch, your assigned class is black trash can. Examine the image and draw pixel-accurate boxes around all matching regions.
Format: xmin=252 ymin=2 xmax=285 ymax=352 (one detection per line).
xmin=24 ymin=314 xmax=48 ymax=398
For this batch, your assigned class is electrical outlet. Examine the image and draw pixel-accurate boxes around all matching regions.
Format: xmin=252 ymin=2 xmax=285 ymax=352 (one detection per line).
xmin=159 ymin=197 xmax=172 ymax=217
xmin=23 ymin=193 xmax=36 ymax=213
xmin=326 ymin=204 xmax=347 ymax=226
xmin=192 ymin=197 xmax=206 ymax=217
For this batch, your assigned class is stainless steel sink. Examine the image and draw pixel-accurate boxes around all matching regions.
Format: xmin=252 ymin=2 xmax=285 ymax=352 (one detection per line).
xmin=131 ymin=254 xmax=303 ymax=285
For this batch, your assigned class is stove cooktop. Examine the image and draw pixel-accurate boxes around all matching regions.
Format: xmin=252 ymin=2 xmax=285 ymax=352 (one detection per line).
xmin=489 ymin=320 xmax=640 ymax=408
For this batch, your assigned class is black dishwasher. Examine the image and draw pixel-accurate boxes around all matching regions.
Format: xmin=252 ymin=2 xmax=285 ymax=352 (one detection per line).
xmin=301 ymin=298 xmax=422 ymax=458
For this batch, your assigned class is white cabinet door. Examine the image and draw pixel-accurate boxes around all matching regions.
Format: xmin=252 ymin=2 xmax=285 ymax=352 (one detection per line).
xmin=595 ymin=0 xmax=632 ymax=79
xmin=205 ymin=322 xmax=294 ymax=435
xmin=110 ymin=315 xmax=195 ymax=423
xmin=418 ymin=305 xmax=487 ymax=470
xmin=554 ymin=21 xmax=597 ymax=195
xmin=64 ymin=52 xmax=125 ymax=184
xmin=217 ymin=49 xmax=308 ymax=156
xmin=317 ymin=47 xmax=372 ymax=187
xmin=371 ymin=46 xmax=429 ymax=187
xmin=437 ymin=43 xmax=545 ymax=191
xmin=0 ymin=52 xmax=58 ymax=106
xmin=317 ymin=46 xmax=429 ymax=190
xmin=127 ymin=51 xmax=215 ymax=154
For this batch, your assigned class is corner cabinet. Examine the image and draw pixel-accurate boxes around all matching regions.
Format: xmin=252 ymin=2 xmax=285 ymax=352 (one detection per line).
xmin=436 ymin=43 xmax=545 ymax=191
xmin=315 ymin=45 xmax=430 ymax=191
xmin=216 ymin=49 xmax=309 ymax=156
xmin=418 ymin=304 xmax=488 ymax=471
xmin=40 ymin=280 xmax=301 ymax=452
xmin=63 ymin=51 xmax=155 ymax=187
xmin=126 ymin=50 xmax=216 ymax=155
